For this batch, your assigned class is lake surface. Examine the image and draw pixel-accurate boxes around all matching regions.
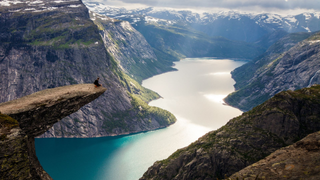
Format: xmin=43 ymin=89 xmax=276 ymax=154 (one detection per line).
xmin=35 ymin=58 xmax=246 ymax=180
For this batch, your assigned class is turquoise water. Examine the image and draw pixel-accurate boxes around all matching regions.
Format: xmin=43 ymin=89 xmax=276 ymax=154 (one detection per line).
xmin=35 ymin=58 xmax=246 ymax=180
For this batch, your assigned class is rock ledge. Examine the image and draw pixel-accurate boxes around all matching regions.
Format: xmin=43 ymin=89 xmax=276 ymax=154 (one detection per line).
xmin=0 ymin=84 xmax=106 ymax=180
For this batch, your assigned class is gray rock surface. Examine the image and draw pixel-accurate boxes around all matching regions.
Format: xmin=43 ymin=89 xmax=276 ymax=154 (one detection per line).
xmin=0 ymin=84 xmax=106 ymax=137
xmin=229 ymin=131 xmax=320 ymax=180
xmin=0 ymin=84 xmax=105 ymax=180
xmin=90 ymin=11 xmax=175 ymax=83
xmin=225 ymin=32 xmax=320 ymax=111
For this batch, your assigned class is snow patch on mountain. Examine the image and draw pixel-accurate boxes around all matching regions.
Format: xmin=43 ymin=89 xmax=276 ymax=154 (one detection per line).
xmin=0 ymin=0 xmax=23 ymax=6
xmin=84 ymin=1 xmax=320 ymax=36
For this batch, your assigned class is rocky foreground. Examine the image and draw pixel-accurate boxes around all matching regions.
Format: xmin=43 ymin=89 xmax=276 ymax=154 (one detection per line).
xmin=0 ymin=84 xmax=106 ymax=180
xmin=229 ymin=131 xmax=320 ymax=179
xmin=140 ymin=85 xmax=320 ymax=180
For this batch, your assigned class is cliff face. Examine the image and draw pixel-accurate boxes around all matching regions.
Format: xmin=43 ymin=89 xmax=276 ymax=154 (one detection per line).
xmin=90 ymin=12 xmax=175 ymax=83
xmin=225 ymin=32 xmax=320 ymax=111
xmin=140 ymin=85 xmax=320 ymax=180
xmin=0 ymin=84 xmax=106 ymax=180
xmin=0 ymin=0 xmax=176 ymax=138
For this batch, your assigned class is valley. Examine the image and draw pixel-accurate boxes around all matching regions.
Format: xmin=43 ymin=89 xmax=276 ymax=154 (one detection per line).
xmin=35 ymin=58 xmax=245 ymax=180
xmin=1 ymin=0 xmax=320 ymax=179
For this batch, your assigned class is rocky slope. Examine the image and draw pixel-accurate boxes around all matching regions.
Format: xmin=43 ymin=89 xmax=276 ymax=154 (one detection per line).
xmin=0 ymin=84 xmax=106 ymax=180
xmin=0 ymin=0 xmax=176 ymax=138
xmin=140 ymin=85 xmax=320 ymax=180
xmin=90 ymin=11 xmax=175 ymax=83
xmin=225 ymin=31 xmax=320 ymax=111
xmin=229 ymin=131 xmax=320 ymax=180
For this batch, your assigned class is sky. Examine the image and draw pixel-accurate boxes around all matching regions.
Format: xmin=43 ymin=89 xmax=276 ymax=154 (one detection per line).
xmin=84 ymin=0 xmax=320 ymax=15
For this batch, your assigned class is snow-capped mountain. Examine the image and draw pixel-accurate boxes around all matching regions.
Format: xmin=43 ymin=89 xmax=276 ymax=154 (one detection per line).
xmin=84 ymin=1 xmax=320 ymax=42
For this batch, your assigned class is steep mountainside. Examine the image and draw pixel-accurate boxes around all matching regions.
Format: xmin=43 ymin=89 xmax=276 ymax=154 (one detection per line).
xmin=0 ymin=0 xmax=176 ymax=138
xmin=230 ymin=32 xmax=313 ymax=91
xmin=90 ymin=12 xmax=175 ymax=83
xmin=225 ymin=31 xmax=320 ymax=111
xmin=141 ymin=85 xmax=320 ymax=180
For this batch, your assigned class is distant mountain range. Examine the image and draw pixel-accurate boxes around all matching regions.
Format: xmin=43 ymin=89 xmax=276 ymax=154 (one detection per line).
xmin=84 ymin=2 xmax=320 ymax=43
xmin=85 ymin=1 xmax=267 ymax=62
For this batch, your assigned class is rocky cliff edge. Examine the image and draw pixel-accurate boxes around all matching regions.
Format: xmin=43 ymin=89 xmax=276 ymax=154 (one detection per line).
xmin=0 ymin=84 xmax=106 ymax=180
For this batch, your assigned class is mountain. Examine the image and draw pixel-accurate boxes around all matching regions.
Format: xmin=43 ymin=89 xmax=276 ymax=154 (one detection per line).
xmin=133 ymin=21 xmax=265 ymax=60
xmin=84 ymin=2 xmax=320 ymax=44
xmin=0 ymin=0 xmax=176 ymax=138
xmin=225 ymin=31 xmax=320 ymax=111
xmin=89 ymin=11 xmax=176 ymax=83
xmin=84 ymin=2 xmax=267 ymax=60
xmin=140 ymin=85 xmax=320 ymax=180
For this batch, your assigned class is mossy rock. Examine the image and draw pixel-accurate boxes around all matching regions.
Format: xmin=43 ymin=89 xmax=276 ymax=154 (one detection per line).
xmin=0 ymin=113 xmax=19 ymax=141
xmin=0 ymin=113 xmax=19 ymax=130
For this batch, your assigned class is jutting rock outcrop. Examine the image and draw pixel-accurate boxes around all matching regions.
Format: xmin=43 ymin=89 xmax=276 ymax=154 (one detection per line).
xmin=0 ymin=84 xmax=106 ymax=180
xmin=140 ymin=85 xmax=320 ymax=180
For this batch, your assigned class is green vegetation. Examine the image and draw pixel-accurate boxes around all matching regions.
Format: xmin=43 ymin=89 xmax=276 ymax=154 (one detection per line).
xmin=3 ymin=9 xmax=103 ymax=49
xmin=307 ymin=31 xmax=320 ymax=41
xmin=0 ymin=113 xmax=19 ymax=141
xmin=102 ymin=93 xmax=176 ymax=132
xmin=101 ymin=52 xmax=176 ymax=133
xmin=108 ymin=53 xmax=160 ymax=102
xmin=0 ymin=113 xmax=19 ymax=130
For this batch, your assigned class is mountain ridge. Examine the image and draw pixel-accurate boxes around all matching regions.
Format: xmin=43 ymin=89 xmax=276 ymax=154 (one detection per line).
xmin=225 ymin=31 xmax=320 ymax=111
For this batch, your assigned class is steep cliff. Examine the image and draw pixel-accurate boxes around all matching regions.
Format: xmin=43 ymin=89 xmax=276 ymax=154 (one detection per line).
xmin=140 ymin=85 xmax=320 ymax=180
xmin=0 ymin=84 xmax=106 ymax=180
xmin=0 ymin=0 xmax=176 ymax=138
xmin=230 ymin=131 xmax=320 ymax=180
xmin=90 ymin=12 xmax=175 ymax=83
xmin=225 ymin=31 xmax=320 ymax=111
